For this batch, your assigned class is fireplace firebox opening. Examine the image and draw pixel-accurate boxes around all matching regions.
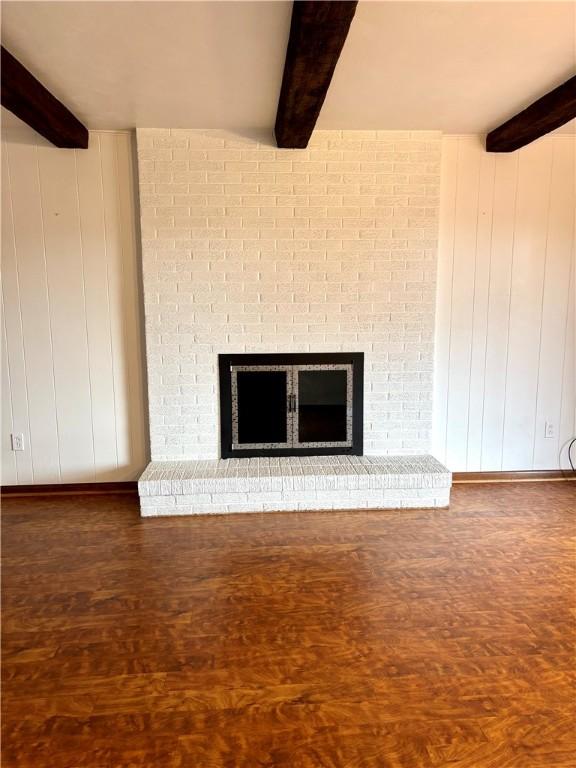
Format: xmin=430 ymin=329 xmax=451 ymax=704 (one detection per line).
xmin=218 ymin=353 xmax=364 ymax=459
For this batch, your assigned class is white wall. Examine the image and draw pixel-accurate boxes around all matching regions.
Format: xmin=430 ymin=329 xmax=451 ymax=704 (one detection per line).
xmin=2 ymin=125 xmax=572 ymax=483
xmin=137 ymin=129 xmax=442 ymax=461
xmin=434 ymin=135 xmax=575 ymax=472
xmin=1 ymin=125 xmax=148 ymax=484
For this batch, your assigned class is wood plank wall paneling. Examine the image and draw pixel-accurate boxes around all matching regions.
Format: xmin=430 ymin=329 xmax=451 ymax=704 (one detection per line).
xmin=434 ymin=135 xmax=575 ymax=472
xmin=0 ymin=124 xmax=148 ymax=484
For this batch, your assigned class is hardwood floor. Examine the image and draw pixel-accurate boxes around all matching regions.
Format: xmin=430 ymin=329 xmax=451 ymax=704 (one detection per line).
xmin=2 ymin=481 xmax=575 ymax=767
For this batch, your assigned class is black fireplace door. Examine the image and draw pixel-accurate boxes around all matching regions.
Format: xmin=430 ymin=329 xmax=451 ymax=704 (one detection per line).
xmin=219 ymin=353 xmax=363 ymax=458
xmin=294 ymin=366 xmax=350 ymax=447
xmin=232 ymin=366 xmax=292 ymax=450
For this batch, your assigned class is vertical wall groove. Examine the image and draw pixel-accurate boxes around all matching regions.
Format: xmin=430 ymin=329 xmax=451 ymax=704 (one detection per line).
xmin=1 ymin=309 xmax=17 ymax=483
xmin=34 ymin=142 xmax=62 ymax=481
xmin=531 ymin=143 xmax=556 ymax=466
xmin=97 ymin=133 xmax=120 ymax=471
xmin=478 ymin=158 xmax=497 ymax=468
xmin=3 ymin=142 xmax=31 ymax=482
xmin=74 ymin=149 xmax=97 ymax=480
xmin=444 ymin=139 xmax=460 ymax=460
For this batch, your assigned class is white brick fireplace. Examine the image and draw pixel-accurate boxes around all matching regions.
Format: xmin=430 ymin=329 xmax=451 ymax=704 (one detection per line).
xmin=136 ymin=128 xmax=451 ymax=514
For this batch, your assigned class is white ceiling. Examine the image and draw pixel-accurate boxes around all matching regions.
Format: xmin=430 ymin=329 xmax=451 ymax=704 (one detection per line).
xmin=1 ymin=1 xmax=293 ymax=130
xmin=2 ymin=1 xmax=575 ymax=134
xmin=322 ymin=1 xmax=576 ymax=133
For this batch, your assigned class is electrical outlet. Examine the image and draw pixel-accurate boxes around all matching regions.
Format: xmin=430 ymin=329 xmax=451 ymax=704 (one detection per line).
xmin=544 ymin=421 xmax=555 ymax=439
xmin=11 ymin=433 xmax=25 ymax=451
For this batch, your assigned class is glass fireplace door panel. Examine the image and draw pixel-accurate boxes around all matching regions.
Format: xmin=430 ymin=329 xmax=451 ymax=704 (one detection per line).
xmin=232 ymin=367 xmax=291 ymax=449
xmin=294 ymin=366 xmax=352 ymax=447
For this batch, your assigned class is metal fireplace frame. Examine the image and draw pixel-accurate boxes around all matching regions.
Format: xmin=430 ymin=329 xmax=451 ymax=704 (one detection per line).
xmin=218 ymin=353 xmax=364 ymax=459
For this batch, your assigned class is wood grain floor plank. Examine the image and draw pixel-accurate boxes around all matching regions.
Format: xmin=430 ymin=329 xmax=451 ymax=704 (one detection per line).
xmin=2 ymin=481 xmax=575 ymax=766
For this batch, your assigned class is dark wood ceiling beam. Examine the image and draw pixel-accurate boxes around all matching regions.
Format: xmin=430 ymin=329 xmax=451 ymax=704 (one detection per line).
xmin=486 ymin=75 xmax=576 ymax=153
xmin=275 ymin=1 xmax=358 ymax=149
xmin=1 ymin=46 xmax=88 ymax=149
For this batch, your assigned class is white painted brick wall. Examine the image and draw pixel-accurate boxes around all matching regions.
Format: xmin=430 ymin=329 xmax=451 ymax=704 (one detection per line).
xmin=136 ymin=129 xmax=442 ymax=460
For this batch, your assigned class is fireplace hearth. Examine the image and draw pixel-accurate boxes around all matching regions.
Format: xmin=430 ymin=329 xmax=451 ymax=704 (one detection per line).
xmin=218 ymin=353 xmax=364 ymax=459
